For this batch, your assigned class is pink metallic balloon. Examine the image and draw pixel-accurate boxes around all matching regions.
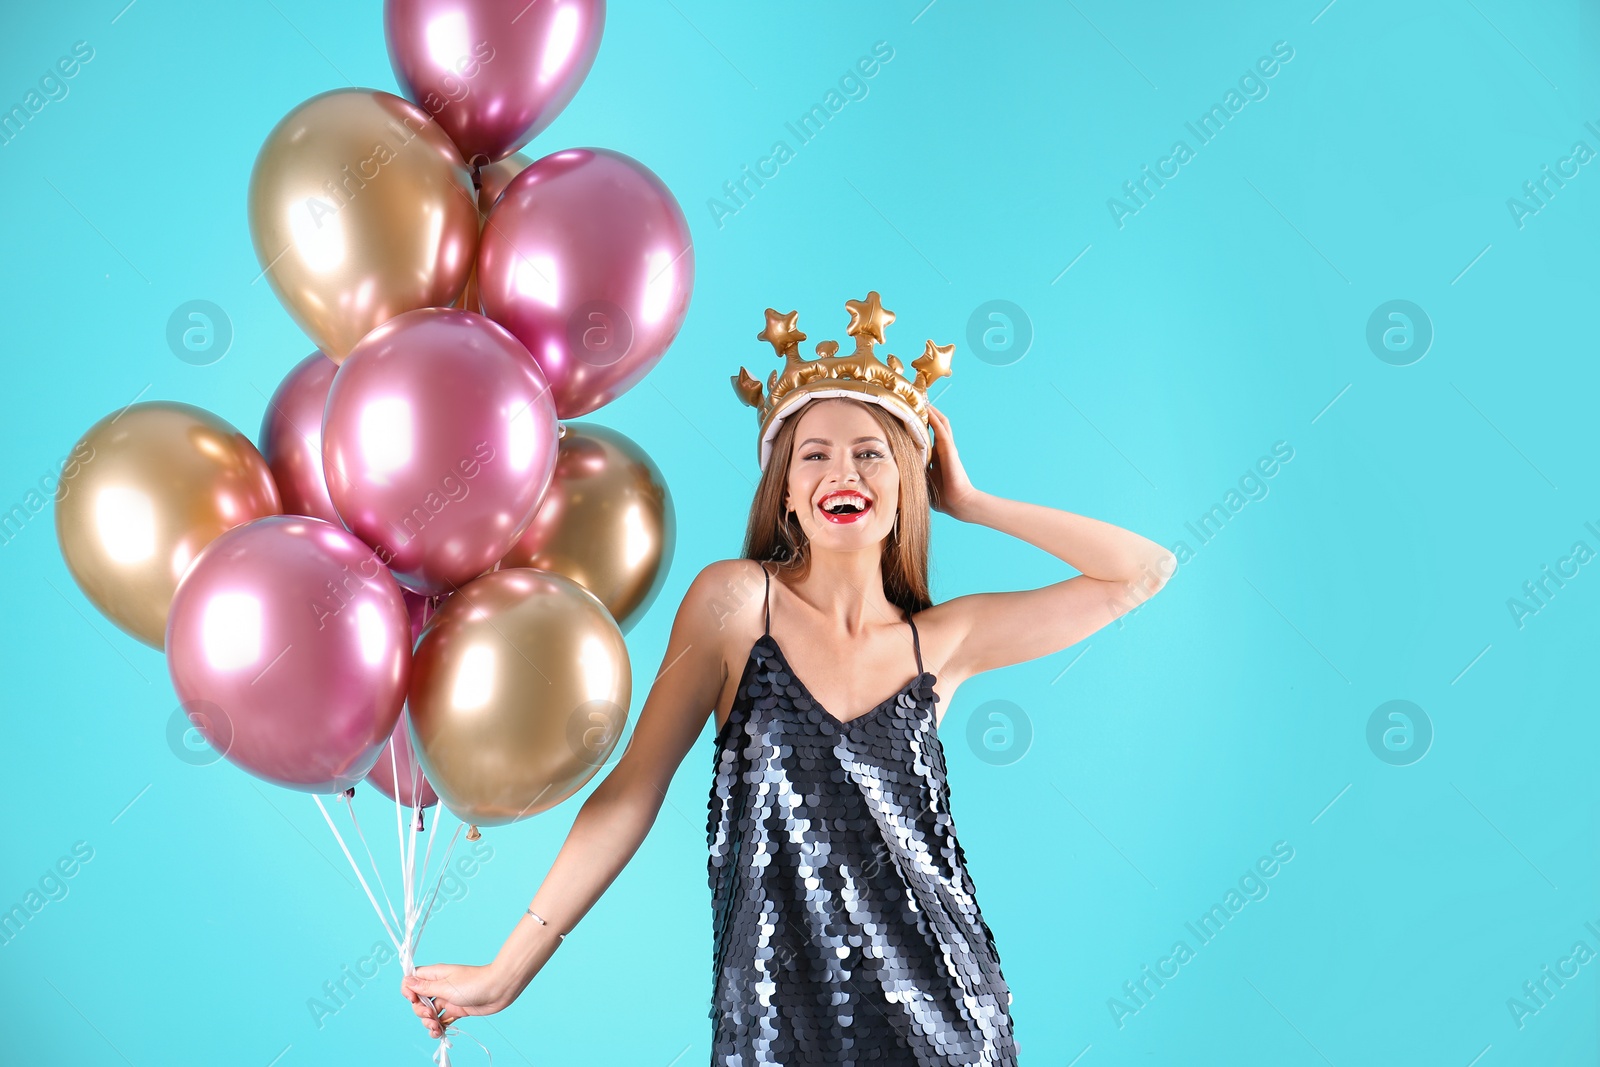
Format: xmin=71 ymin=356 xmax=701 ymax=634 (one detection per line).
xmin=476 ymin=147 xmax=694 ymax=418
xmin=365 ymin=710 xmax=440 ymax=809
xmin=384 ymin=0 xmax=605 ymax=167
xmin=259 ymin=351 xmax=342 ymax=526
xmin=321 ymin=307 xmax=560 ymax=595
xmin=165 ymin=516 xmax=412 ymax=794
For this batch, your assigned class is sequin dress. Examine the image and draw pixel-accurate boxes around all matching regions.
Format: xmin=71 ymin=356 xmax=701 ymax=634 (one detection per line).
xmin=707 ymin=561 xmax=1019 ymax=1065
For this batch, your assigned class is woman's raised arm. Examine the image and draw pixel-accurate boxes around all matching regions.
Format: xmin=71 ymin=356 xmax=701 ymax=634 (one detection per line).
xmin=400 ymin=561 xmax=737 ymax=1036
xmin=922 ymin=403 xmax=1176 ymax=682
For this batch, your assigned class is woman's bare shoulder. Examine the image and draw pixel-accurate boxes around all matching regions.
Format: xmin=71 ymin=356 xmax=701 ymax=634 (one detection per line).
xmin=674 ymin=557 xmax=770 ymax=643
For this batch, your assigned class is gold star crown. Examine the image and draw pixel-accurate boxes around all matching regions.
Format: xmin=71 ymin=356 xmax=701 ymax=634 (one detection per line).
xmin=731 ymin=291 xmax=954 ymax=471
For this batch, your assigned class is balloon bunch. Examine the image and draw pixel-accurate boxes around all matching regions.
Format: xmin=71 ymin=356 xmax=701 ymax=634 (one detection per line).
xmin=53 ymin=2 xmax=688 ymax=1057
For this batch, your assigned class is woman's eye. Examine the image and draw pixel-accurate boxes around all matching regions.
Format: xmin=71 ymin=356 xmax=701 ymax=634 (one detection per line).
xmin=801 ymin=450 xmax=881 ymax=460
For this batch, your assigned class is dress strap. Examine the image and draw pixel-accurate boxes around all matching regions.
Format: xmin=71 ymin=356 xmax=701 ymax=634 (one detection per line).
xmin=906 ymin=607 xmax=924 ymax=675
xmin=761 ymin=561 xmax=771 ymax=636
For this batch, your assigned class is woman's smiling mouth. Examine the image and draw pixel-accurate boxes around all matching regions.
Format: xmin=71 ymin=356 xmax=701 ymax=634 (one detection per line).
xmin=817 ymin=489 xmax=873 ymax=524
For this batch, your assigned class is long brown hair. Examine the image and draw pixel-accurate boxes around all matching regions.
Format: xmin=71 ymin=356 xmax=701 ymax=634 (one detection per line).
xmin=740 ymin=398 xmax=933 ymax=614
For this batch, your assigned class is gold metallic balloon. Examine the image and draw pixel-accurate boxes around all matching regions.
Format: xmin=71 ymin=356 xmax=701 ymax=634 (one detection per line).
xmin=453 ymin=153 xmax=533 ymax=313
xmin=248 ymin=88 xmax=479 ymax=362
xmin=54 ymin=401 xmax=282 ymax=649
xmin=496 ymin=422 xmax=674 ymax=633
xmin=408 ymin=568 xmax=631 ymax=827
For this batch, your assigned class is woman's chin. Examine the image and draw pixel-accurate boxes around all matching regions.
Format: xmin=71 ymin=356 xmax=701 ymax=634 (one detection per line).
xmin=810 ymin=522 xmax=889 ymax=546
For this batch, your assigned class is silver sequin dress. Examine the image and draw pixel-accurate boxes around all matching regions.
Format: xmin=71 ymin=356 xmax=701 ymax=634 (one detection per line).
xmin=707 ymin=561 xmax=1019 ymax=1065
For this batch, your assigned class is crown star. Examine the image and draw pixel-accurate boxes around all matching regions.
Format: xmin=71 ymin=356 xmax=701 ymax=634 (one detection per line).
xmin=757 ymin=308 xmax=806 ymax=357
xmin=912 ymin=340 xmax=955 ymax=390
xmin=844 ymin=292 xmax=895 ymax=346
xmin=732 ymin=366 xmax=763 ymax=409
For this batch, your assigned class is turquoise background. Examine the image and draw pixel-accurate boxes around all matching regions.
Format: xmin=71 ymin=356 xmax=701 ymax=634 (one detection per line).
xmin=3 ymin=1 xmax=1598 ymax=1063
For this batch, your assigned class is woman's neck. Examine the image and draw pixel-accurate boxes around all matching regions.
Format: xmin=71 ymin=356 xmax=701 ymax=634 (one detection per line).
xmin=785 ymin=547 xmax=895 ymax=635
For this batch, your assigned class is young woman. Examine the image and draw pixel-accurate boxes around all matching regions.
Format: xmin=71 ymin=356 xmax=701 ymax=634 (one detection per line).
xmin=401 ymin=377 xmax=1175 ymax=1062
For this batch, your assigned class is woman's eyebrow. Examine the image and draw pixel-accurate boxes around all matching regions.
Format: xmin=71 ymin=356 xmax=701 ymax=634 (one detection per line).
xmin=798 ymin=436 xmax=886 ymax=447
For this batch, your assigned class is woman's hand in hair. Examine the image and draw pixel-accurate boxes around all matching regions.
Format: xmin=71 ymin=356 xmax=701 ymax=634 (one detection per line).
xmin=926 ymin=404 xmax=979 ymax=519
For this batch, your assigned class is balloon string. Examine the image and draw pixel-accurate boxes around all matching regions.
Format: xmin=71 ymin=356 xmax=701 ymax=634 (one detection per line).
xmin=398 ymin=751 xmax=438 ymax=959
xmin=397 ymin=780 xmax=432 ymax=1057
xmin=405 ymin=820 xmax=470 ymax=1065
xmin=390 ymin=738 xmax=417 ymax=949
xmin=316 ymin=777 xmax=485 ymax=1065
xmin=403 ymin=743 xmax=445 ymax=945
xmin=432 ymin=1021 xmax=493 ymax=1067
xmin=404 ymin=594 xmax=439 ymax=948
xmin=410 ymin=822 xmax=464 ymax=951
xmin=313 ymin=794 xmax=402 ymax=951
xmin=342 ymin=791 xmax=404 ymax=937
xmin=414 ymin=786 xmax=446 ymax=942
xmin=388 ymin=740 xmax=428 ymax=925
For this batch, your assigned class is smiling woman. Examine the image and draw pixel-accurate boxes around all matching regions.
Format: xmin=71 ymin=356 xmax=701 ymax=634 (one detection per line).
xmin=400 ymin=294 xmax=1175 ymax=1066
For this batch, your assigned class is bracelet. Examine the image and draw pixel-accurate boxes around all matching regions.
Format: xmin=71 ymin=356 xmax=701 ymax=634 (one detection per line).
xmin=526 ymin=908 xmax=567 ymax=941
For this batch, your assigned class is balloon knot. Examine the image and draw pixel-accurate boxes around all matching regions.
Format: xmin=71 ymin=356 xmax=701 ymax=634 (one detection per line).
xmin=466 ymin=824 xmax=481 ymax=841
